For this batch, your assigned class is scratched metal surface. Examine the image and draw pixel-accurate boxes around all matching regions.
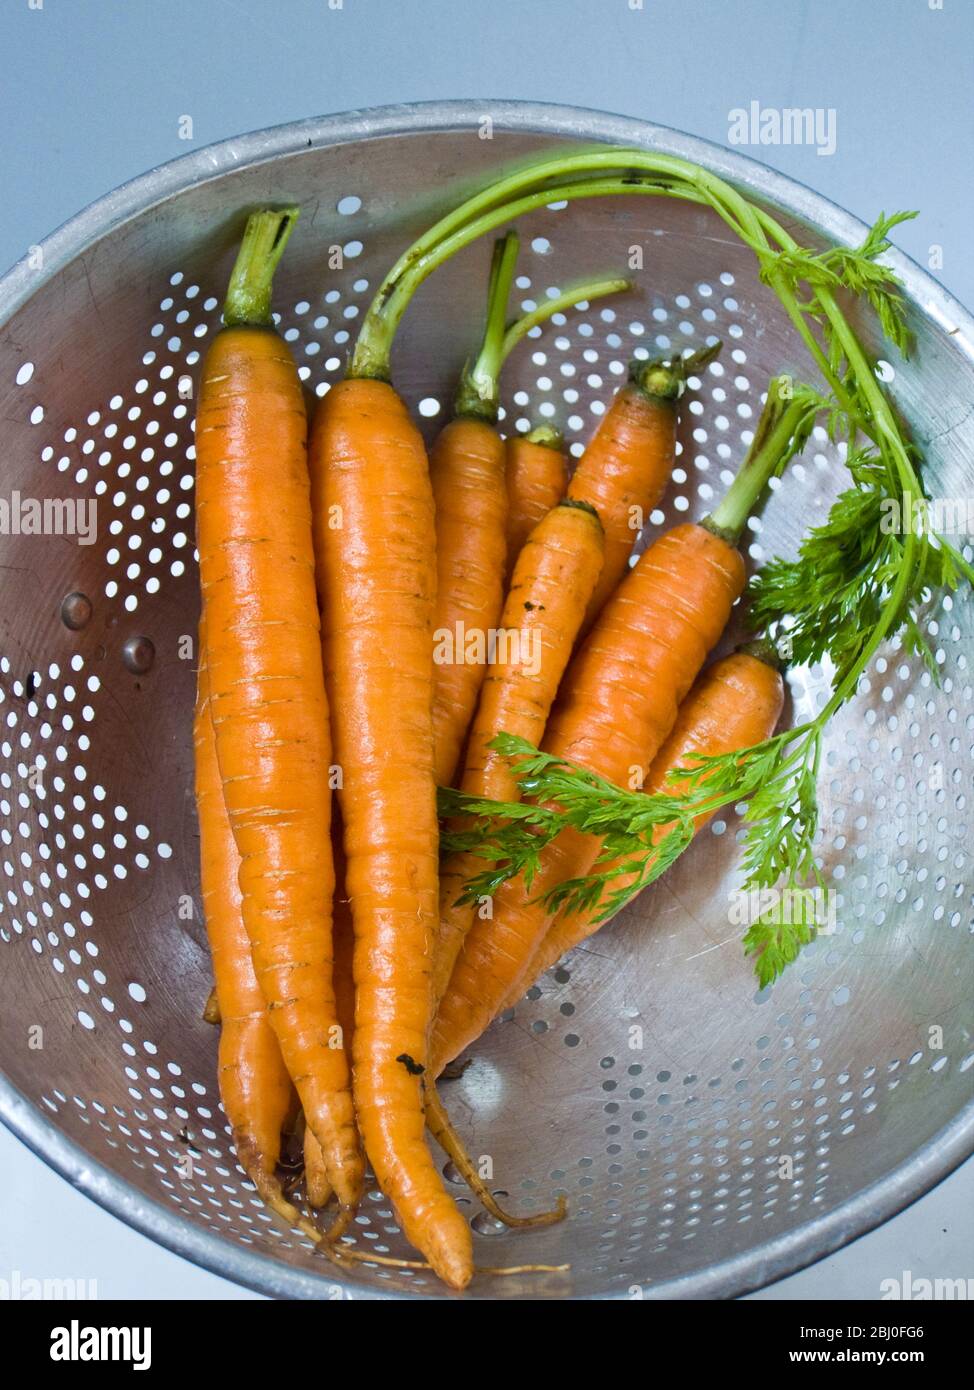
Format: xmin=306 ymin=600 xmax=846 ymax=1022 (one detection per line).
xmin=0 ymin=104 xmax=971 ymax=1300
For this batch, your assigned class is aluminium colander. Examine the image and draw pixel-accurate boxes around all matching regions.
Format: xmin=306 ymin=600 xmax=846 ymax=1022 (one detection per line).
xmin=0 ymin=102 xmax=971 ymax=1301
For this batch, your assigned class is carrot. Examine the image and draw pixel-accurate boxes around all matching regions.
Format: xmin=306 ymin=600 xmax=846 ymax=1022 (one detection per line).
xmin=196 ymin=627 xmax=327 ymax=1249
xmin=429 ymin=409 xmax=508 ymax=788
xmin=320 ymin=195 xmax=623 ymax=1286
xmin=329 ymin=816 xmax=357 ymax=1048
xmin=504 ymin=425 xmax=566 ymax=575
xmin=329 ymin=812 xmax=553 ymax=1230
xmin=505 ymin=647 xmax=786 ymax=1002
xmin=303 ymin=815 xmax=357 ymax=1211
xmin=433 ymin=499 xmax=605 ymax=1004
xmin=431 ymin=234 xmax=628 ymax=786
xmin=308 ymin=373 xmax=473 ymax=1290
xmin=194 ymin=628 xmax=293 ymax=1213
xmin=464 ymin=502 xmax=606 ymax=805
xmin=302 ymin=1128 xmax=333 ymax=1210
xmin=568 ymin=346 xmax=719 ymax=634
xmin=428 ymin=236 xmax=517 ymax=786
xmin=430 ymin=425 xmax=508 ymax=787
xmin=195 ymin=209 xmax=362 ymax=1209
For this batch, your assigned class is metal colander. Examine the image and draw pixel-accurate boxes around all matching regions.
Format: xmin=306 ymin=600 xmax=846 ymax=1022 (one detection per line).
xmin=0 ymin=102 xmax=971 ymax=1301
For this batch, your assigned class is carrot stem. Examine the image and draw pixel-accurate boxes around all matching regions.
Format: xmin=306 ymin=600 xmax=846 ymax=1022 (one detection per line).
xmin=223 ymin=207 xmax=299 ymax=328
xmin=704 ymin=376 xmax=812 ymax=543
xmin=454 ymin=232 xmax=521 ymax=420
xmin=453 ymin=237 xmax=629 ymax=420
xmin=498 ymin=276 xmax=632 ymax=366
xmin=627 ymin=338 xmax=723 ymax=407
xmin=361 ymin=149 xmax=697 ymax=324
xmin=738 ymin=633 xmax=787 ymax=670
xmin=351 ymin=176 xmax=672 ymax=379
xmin=523 ymin=423 xmax=563 ymax=449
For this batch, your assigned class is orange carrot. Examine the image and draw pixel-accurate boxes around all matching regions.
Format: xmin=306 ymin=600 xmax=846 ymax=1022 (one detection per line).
xmin=302 ymin=1128 xmax=333 ymax=1210
xmin=195 ymin=209 xmax=362 ymax=1209
xmin=194 ymin=629 xmax=293 ymax=1211
xmin=430 ymin=415 xmax=508 ymax=786
xmin=432 ymin=522 xmax=746 ymax=1073
xmin=329 ymin=816 xmax=357 ymax=1048
xmin=568 ymin=349 xmax=718 ymax=632
xmin=433 ymin=499 xmax=605 ymax=1004
xmin=308 ymin=374 xmax=473 ymax=1290
xmin=504 ymin=426 xmax=566 ymax=575
xmin=304 ymin=816 xmax=357 ymax=1211
xmin=506 ymin=647 xmax=786 ymax=1001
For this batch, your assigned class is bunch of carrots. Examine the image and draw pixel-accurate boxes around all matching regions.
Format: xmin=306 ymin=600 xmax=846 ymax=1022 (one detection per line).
xmin=192 ymin=149 xmax=970 ymax=1290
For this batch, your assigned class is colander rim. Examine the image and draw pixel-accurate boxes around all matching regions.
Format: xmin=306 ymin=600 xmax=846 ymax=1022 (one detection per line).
xmin=1 ymin=98 xmax=971 ymax=1301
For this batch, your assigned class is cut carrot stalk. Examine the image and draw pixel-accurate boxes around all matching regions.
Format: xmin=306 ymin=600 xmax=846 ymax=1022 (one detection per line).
xmin=432 ymin=380 xmax=809 ymax=1073
xmin=505 ymin=645 xmax=786 ymax=1004
xmin=425 ymin=1085 xmax=567 ymax=1229
xmin=196 ymin=209 xmax=362 ymax=1208
xmin=433 ymin=498 xmax=605 ymax=1006
xmin=504 ymin=425 xmax=567 ymax=578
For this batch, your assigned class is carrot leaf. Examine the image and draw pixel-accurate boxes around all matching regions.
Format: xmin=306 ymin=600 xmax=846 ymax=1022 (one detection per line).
xmin=749 ymin=447 xmax=966 ymax=687
xmin=438 ymin=725 xmax=833 ymax=987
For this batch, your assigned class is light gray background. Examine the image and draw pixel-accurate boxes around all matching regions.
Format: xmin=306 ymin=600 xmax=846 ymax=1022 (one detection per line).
xmin=1 ymin=0 xmax=971 ymax=1300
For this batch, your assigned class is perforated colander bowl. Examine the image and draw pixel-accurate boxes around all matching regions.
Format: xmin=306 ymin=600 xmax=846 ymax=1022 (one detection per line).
xmin=0 ymin=101 xmax=971 ymax=1301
